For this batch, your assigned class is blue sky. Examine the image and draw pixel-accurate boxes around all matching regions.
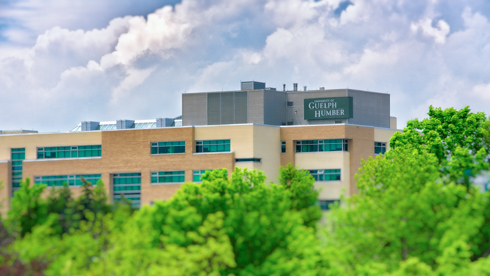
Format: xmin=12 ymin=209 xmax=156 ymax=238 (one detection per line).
xmin=1 ymin=0 xmax=490 ymax=132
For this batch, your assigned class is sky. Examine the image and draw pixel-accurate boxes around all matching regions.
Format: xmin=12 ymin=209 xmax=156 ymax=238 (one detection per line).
xmin=1 ymin=0 xmax=490 ymax=132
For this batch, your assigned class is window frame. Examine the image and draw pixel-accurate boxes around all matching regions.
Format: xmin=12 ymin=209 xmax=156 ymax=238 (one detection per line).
xmin=295 ymin=139 xmax=348 ymax=153
xmin=151 ymin=141 xmax=186 ymax=155
xmin=308 ymin=169 xmax=341 ymax=181
xmin=37 ymin=145 xmax=101 ymax=159
xmin=35 ymin=174 xmax=102 ymax=187
xmin=151 ymin=171 xmax=185 ymax=184
xmin=195 ymin=139 xmax=231 ymax=153
xmin=375 ymin=142 xmax=387 ymax=155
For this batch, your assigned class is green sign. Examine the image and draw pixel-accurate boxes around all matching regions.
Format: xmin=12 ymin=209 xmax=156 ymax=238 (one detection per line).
xmin=304 ymin=97 xmax=353 ymax=120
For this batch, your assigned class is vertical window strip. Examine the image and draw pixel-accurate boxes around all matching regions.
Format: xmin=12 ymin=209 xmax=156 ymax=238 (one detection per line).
xmin=113 ymin=173 xmax=141 ymax=209
xmin=281 ymin=141 xmax=286 ymax=153
xmin=11 ymin=148 xmax=25 ymax=191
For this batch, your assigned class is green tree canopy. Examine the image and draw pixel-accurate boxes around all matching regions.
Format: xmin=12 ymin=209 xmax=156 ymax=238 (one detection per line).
xmin=390 ymin=105 xmax=490 ymax=186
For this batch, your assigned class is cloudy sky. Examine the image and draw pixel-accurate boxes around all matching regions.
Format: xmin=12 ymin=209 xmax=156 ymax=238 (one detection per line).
xmin=1 ymin=0 xmax=490 ymax=132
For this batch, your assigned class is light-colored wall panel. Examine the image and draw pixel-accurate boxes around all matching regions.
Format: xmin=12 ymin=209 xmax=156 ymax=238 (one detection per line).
xmin=0 ymin=132 xmax=101 ymax=160
xmin=295 ymin=151 xmax=350 ymax=199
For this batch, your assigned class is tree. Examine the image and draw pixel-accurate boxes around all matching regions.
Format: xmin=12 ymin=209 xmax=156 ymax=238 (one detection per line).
xmin=323 ymin=107 xmax=490 ymax=275
xmin=2 ymin=167 xmax=326 ymax=275
xmin=390 ymin=105 xmax=490 ymax=186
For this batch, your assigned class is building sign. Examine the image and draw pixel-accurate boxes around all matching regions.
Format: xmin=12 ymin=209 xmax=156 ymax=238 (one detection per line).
xmin=304 ymin=97 xmax=353 ymax=120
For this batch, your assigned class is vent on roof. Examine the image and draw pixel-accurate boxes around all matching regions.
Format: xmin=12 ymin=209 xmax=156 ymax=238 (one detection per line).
xmin=116 ymin=120 xmax=134 ymax=130
xmin=81 ymin=121 xmax=99 ymax=131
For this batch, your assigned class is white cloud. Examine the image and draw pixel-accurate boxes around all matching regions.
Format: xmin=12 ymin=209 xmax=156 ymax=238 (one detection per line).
xmin=411 ymin=18 xmax=450 ymax=44
xmin=1 ymin=0 xmax=490 ymax=132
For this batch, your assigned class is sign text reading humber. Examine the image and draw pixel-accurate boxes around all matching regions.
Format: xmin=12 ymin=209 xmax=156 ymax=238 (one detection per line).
xmin=304 ymin=97 xmax=353 ymax=120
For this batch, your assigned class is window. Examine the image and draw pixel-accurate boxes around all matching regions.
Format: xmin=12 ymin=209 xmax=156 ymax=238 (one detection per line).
xmin=35 ymin=174 xmax=102 ymax=186
xmin=287 ymin=101 xmax=294 ymax=107
xmin=196 ymin=140 xmax=230 ymax=153
xmin=375 ymin=142 xmax=386 ymax=154
xmin=193 ymin=170 xmax=209 ymax=182
xmin=318 ymin=200 xmax=339 ymax=210
xmin=11 ymin=148 xmax=25 ymax=191
xmin=281 ymin=141 xmax=286 ymax=153
xmin=113 ymin=173 xmax=141 ymax=209
xmin=151 ymin=171 xmax=185 ymax=184
xmin=295 ymin=139 xmax=348 ymax=153
xmin=37 ymin=145 xmax=101 ymax=159
xmin=235 ymin=158 xmax=261 ymax=162
xmin=151 ymin=141 xmax=185 ymax=154
xmin=308 ymin=169 xmax=341 ymax=181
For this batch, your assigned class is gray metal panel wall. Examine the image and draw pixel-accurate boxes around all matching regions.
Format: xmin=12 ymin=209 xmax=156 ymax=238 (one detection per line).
xmin=220 ymin=92 xmax=235 ymax=124
xmin=207 ymin=93 xmax=221 ymax=125
xmin=263 ymin=90 xmax=287 ymax=125
xmin=347 ymin=89 xmax=390 ymax=128
xmin=247 ymin=90 xmax=265 ymax=124
xmin=235 ymin=92 xmax=248 ymax=123
xmin=182 ymin=93 xmax=207 ymax=126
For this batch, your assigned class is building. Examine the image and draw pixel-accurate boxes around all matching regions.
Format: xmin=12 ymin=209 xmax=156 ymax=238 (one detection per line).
xmin=0 ymin=81 xmax=399 ymax=212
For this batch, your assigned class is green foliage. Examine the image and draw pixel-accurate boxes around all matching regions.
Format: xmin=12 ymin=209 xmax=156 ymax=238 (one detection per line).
xmin=6 ymin=178 xmax=48 ymax=237
xmin=390 ymin=105 xmax=490 ymax=187
xmin=0 ymin=166 xmax=324 ymax=275
xmin=324 ymin=106 xmax=490 ymax=275
xmin=4 ymin=106 xmax=490 ymax=275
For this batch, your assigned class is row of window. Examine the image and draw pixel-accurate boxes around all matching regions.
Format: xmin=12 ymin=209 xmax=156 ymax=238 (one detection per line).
xmin=296 ymin=139 xmax=349 ymax=153
xmin=32 ymin=170 xmax=214 ymax=187
xmin=308 ymin=169 xmax=341 ymax=181
xmin=37 ymin=145 xmax=101 ymax=159
xmin=280 ymin=140 xmax=387 ymax=154
xmin=34 ymin=174 xmax=102 ymax=187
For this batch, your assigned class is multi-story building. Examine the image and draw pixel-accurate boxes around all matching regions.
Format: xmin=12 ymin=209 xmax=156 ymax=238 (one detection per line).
xmin=0 ymin=81 xmax=398 ymax=212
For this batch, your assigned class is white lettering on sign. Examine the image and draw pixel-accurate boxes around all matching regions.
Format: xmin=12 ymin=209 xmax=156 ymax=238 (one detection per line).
xmin=304 ymin=97 xmax=351 ymax=120
xmin=310 ymin=100 xmax=345 ymax=118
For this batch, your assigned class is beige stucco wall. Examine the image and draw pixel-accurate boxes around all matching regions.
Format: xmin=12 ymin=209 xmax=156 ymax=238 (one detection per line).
xmin=194 ymin=124 xmax=254 ymax=158
xmin=0 ymin=132 xmax=102 ymax=160
xmin=295 ymin=151 xmax=350 ymax=200
xmin=390 ymin=117 xmax=397 ymax=129
xmin=374 ymin=128 xmax=398 ymax=151
xmin=195 ymin=124 xmax=282 ymax=183
xmin=251 ymin=125 xmax=281 ymax=183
